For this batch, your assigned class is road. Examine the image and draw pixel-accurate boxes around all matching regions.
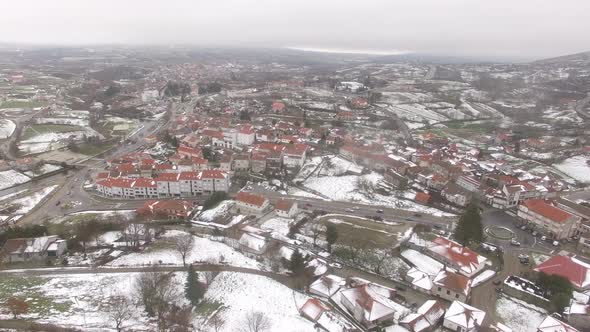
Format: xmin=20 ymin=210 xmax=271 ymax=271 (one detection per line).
xmin=574 ymin=92 xmax=590 ymax=119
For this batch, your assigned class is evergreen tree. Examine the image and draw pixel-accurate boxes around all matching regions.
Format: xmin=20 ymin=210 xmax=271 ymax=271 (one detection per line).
xmin=326 ymin=224 xmax=339 ymax=252
xmin=185 ymin=265 xmax=204 ymax=306
xmin=289 ymin=249 xmax=306 ymax=277
xmin=454 ymin=202 xmax=483 ymax=245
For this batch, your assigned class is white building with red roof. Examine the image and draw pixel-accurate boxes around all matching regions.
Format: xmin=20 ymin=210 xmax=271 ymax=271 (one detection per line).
xmin=235 ymin=192 xmax=270 ymax=215
xmin=237 ymin=125 xmax=255 ymax=146
xmin=432 ymin=269 xmax=472 ymax=302
xmin=137 ymin=200 xmax=193 ymax=219
xmin=427 ymin=237 xmax=487 ymax=277
xmin=338 ymin=283 xmax=400 ymax=329
xmin=443 ymin=301 xmax=485 ymax=332
xmin=400 ymin=300 xmax=446 ymax=332
xmin=274 ymin=199 xmax=298 ymax=218
xmin=533 ymin=255 xmax=590 ymax=290
xmin=518 ymin=199 xmax=582 ymax=240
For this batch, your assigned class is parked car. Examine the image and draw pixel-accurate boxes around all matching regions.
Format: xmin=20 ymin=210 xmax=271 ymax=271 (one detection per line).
xmin=376 ymin=209 xmax=384 ymax=213
xmin=329 ymin=262 xmax=343 ymax=269
xmin=345 ymin=208 xmax=353 ymax=212
xmin=495 ymin=287 xmax=503 ymax=293
xmin=493 ymin=280 xmax=502 ymax=286
xmin=532 ymin=231 xmax=538 ymax=237
xmin=553 ymin=241 xmax=560 ymax=246
xmin=510 ymin=239 xmax=521 ymax=246
xmin=541 ymin=236 xmax=547 ymax=241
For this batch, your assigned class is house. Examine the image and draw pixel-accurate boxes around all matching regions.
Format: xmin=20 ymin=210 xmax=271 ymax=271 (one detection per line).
xmin=566 ymin=302 xmax=590 ymax=331
xmin=406 ymin=268 xmax=433 ymax=294
xmin=309 ymin=275 xmax=344 ymax=298
xmin=443 ymin=301 xmax=485 ymax=332
xmin=456 ymin=175 xmax=481 ymax=193
xmin=384 ymin=169 xmax=408 ymax=189
xmin=442 ymin=182 xmax=473 ymax=207
xmin=537 ymin=315 xmax=579 ymax=332
xmin=1 ymin=236 xmax=67 ymax=263
xmin=427 ymin=237 xmax=487 ymax=277
xmin=533 ymin=255 xmax=590 ymax=290
xmin=235 ymin=192 xmax=270 ymax=215
xmin=517 ymin=199 xmax=582 ymax=240
xmin=238 ymin=232 xmax=269 ymax=256
xmin=432 ymin=270 xmax=472 ymax=302
xmin=338 ymin=283 xmax=398 ymax=329
xmin=237 ymin=126 xmax=255 ymax=146
xmin=232 ymin=153 xmax=250 ymax=171
xmin=400 ymin=300 xmax=446 ymax=332
xmin=415 ymin=192 xmax=431 ymax=204
xmin=299 ymin=298 xmax=355 ymax=332
xmin=137 ymin=200 xmax=193 ymax=219
xmin=274 ymin=199 xmax=298 ymax=218
xmin=272 ymin=101 xmax=286 ymax=112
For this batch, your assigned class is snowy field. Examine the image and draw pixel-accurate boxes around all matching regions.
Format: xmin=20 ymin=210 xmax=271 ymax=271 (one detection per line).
xmin=0 ymin=169 xmax=30 ymax=190
xmin=495 ymin=295 xmax=546 ymax=332
xmin=554 ymin=156 xmax=590 ymax=183
xmin=203 ymin=272 xmax=316 ymax=332
xmin=301 ymin=172 xmax=453 ymax=217
xmin=106 ymin=230 xmax=261 ymax=269
xmin=9 ymin=185 xmax=58 ymax=214
xmin=0 ymin=119 xmax=16 ymax=138
xmin=261 ymin=216 xmax=293 ymax=236
xmin=196 ymin=200 xmax=234 ymax=222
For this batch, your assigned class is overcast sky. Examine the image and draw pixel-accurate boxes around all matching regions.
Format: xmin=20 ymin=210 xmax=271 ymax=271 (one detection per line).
xmin=1 ymin=0 xmax=589 ymax=59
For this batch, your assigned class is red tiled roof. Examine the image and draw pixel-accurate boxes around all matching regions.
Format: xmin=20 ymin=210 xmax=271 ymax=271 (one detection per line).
xmin=429 ymin=237 xmax=485 ymax=275
xmin=415 ymin=192 xmax=431 ymax=204
xmin=534 ymin=255 xmax=590 ymax=289
xmin=523 ymin=199 xmax=572 ymax=223
xmin=156 ymin=173 xmax=181 ymax=182
xmin=201 ymin=170 xmax=226 ymax=179
xmin=178 ymin=171 xmax=201 ymax=180
xmin=236 ymin=192 xmax=267 ymax=207
xmin=272 ymin=101 xmax=286 ymax=111
xmin=275 ymin=199 xmax=295 ymax=212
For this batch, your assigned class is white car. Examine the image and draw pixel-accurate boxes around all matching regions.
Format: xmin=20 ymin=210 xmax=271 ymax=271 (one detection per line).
xmin=541 ymin=236 xmax=547 ymax=241
xmin=329 ymin=262 xmax=343 ymax=269
xmin=345 ymin=208 xmax=353 ymax=212
xmin=553 ymin=241 xmax=559 ymax=246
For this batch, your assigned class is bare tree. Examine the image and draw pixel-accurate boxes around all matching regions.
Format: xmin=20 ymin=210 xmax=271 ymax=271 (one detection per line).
xmin=240 ymin=311 xmax=271 ymax=332
xmin=134 ymin=269 xmax=179 ymax=330
xmin=308 ymin=223 xmax=324 ymax=246
xmin=202 ymin=270 xmax=219 ymax=285
xmin=208 ymin=311 xmax=226 ymax=332
xmin=174 ymin=234 xmax=194 ymax=266
xmin=103 ymin=296 xmax=133 ymax=332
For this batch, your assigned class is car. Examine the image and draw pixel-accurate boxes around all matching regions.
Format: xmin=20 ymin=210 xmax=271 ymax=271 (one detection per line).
xmin=433 ymin=224 xmax=442 ymax=229
xmin=521 ymin=225 xmax=527 ymax=230
xmin=510 ymin=239 xmax=521 ymax=246
xmin=352 ymin=206 xmax=360 ymax=210
xmin=306 ymin=203 xmax=313 ymax=207
xmin=396 ymin=286 xmax=407 ymax=292
xmin=532 ymin=231 xmax=538 ymax=236
xmin=55 ymin=201 xmax=61 ymax=206
xmin=553 ymin=241 xmax=560 ymax=246
xmin=413 ymin=213 xmax=422 ymax=217
xmin=345 ymin=208 xmax=353 ymax=212
xmin=376 ymin=209 xmax=384 ymax=213
xmin=493 ymin=280 xmax=502 ymax=286
xmin=495 ymin=287 xmax=503 ymax=293
xmin=329 ymin=262 xmax=343 ymax=269
xmin=541 ymin=236 xmax=547 ymax=241
xmin=373 ymin=216 xmax=383 ymax=221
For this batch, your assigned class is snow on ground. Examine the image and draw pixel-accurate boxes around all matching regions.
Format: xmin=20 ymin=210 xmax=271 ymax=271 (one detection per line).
xmin=472 ymin=270 xmax=496 ymax=287
xmin=203 ymin=272 xmax=316 ymax=332
xmin=68 ymin=209 xmax=135 ymax=220
xmin=9 ymin=185 xmax=58 ymax=214
xmin=0 ymin=169 xmax=30 ymax=190
xmin=261 ymin=216 xmax=293 ymax=236
xmin=35 ymin=117 xmax=89 ymax=126
xmin=495 ymin=295 xmax=547 ymax=332
xmin=400 ymin=249 xmax=443 ymax=276
xmin=0 ymin=189 xmax=27 ymax=202
xmin=0 ymin=119 xmax=16 ymax=138
xmin=107 ymin=230 xmax=262 ymax=269
xmin=196 ymin=200 xmax=234 ymax=222
xmin=302 ymin=172 xmax=453 ymax=217
xmin=24 ymin=163 xmax=62 ymax=177
xmin=554 ymin=156 xmax=590 ymax=183
xmin=0 ymin=272 xmax=155 ymax=331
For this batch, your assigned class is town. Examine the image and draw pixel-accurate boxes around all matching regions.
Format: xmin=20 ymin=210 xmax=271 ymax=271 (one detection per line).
xmin=0 ymin=45 xmax=590 ymax=332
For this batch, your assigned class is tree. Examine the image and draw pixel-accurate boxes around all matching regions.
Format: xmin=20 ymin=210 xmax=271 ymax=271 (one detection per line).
xmin=240 ymin=311 xmax=271 ymax=332
xmin=203 ymin=192 xmax=228 ymax=211
xmin=104 ymin=296 xmax=133 ymax=332
xmin=161 ymin=304 xmax=193 ymax=331
xmin=453 ymin=202 xmax=483 ymax=245
xmin=185 ymin=265 xmax=205 ymax=306
xmin=537 ymin=272 xmax=574 ymax=313
xmin=289 ymin=249 xmax=306 ymax=277
xmin=326 ymin=224 xmax=339 ymax=252
xmin=175 ymin=234 xmax=194 ymax=267
xmin=208 ymin=312 xmax=226 ymax=332
xmin=135 ymin=269 xmax=179 ymax=329
xmin=309 ymin=223 xmax=323 ymax=246
xmin=4 ymin=297 xmax=28 ymax=319
xmin=75 ymin=219 xmax=101 ymax=258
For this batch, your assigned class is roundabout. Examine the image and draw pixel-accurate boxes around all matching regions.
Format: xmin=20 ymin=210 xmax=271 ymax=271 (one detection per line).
xmin=485 ymin=225 xmax=515 ymax=240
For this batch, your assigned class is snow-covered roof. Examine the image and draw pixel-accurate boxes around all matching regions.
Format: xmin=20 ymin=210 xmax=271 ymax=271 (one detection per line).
xmin=339 ymin=283 xmax=398 ymax=322
xmin=400 ymin=300 xmax=446 ymax=332
xmin=444 ymin=301 xmax=485 ymax=329
xmin=310 ymin=275 xmax=344 ymax=298
xmin=406 ymin=267 xmax=433 ymax=292
xmin=537 ymin=315 xmax=579 ymax=332
xmin=238 ymin=232 xmax=267 ymax=252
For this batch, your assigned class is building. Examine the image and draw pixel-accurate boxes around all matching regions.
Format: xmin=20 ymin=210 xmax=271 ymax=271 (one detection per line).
xmin=443 ymin=301 xmax=485 ymax=332
xmin=427 ymin=237 xmax=487 ymax=277
xmin=517 ymin=199 xmax=582 ymax=240
xmin=456 ymin=175 xmax=481 ymax=193
xmin=235 ymin=192 xmax=270 ymax=215
xmin=232 ymin=154 xmax=250 ymax=171
xmin=309 ymin=275 xmax=344 ymax=298
xmin=432 ymin=270 xmax=472 ymax=302
xmin=533 ymin=255 xmax=590 ymax=290
xmin=400 ymin=300 xmax=446 ymax=332
xmin=338 ymin=283 xmax=398 ymax=329
xmin=537 ymin=315 xmax=580 ymax=332
xmin=1 ymin=236 xmax=66 ymax=263
xmin=274 ymin=199 xmax=298 ymax=218
xmin=442 ymin=182 xmax=472 ymax=207
xmin=566 ymin=302 xmax=590 ymax=331
xmin=238 ymin=232 xmax=269 ymax=256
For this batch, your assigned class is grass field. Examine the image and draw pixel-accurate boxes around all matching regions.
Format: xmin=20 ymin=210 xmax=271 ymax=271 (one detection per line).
xmin=0 ymin=276 xmax=72 ymax=316
xmin=316 ymin=215 xmax=412 ymax=249
xmin=0 ymin=100 xmax=49 ymax=109
xmin=21 ymin=124 xmax=83 ymax=140
xmin=76 ymin=142 xmax=114 ymax=156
